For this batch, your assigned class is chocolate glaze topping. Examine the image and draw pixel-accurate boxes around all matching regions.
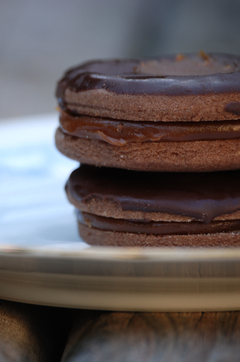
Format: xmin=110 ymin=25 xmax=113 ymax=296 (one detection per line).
xmin=66 ymin=165 xmax=240 ymax=224
xmin=56 ymin=54 xmax=240 ymax=109
xmin=60 ymin=109 xmax=240 ymax=145
xmin=78 ymin=211 xmax=240 ymax=235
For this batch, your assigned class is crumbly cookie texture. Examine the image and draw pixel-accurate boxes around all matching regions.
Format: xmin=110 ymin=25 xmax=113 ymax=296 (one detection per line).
xmin=79 ymin=224 xmax=240 ymax=247
xmin=64 ymin=91 xmax=240 ymax=122
xmin=56 ymin=127 xmax=240 ymax=172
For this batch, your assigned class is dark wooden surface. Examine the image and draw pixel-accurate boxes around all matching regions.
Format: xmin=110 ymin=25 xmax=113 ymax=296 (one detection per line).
xmin=1 ymin=299 xmax=240 ymax=362
xmin=0 ymin=300 xmax=73 ymax=362
xmin=62 ymin=310 xmax=240 ymax=362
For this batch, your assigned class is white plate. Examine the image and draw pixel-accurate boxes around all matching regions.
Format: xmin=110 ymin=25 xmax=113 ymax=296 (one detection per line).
xmin=1 ymin=114 xmax=240 ymax=312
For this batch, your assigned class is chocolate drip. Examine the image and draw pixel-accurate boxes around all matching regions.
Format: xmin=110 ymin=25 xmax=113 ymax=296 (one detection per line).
xmin=60 ymin=109 xmax=240 ymax=145
xmin=56 ymin=54 xmax=240 ymax=105
xmin=66 ymin=165 xmax=240 ymax=224
xmin=77 ymin=211 xmax=240 ymax=235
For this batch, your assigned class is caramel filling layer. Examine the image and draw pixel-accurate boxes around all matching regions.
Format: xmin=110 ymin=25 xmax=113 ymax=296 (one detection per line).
xmin=77 ymin=211 xmax=240 ymax=235
xmin=60 ymin=109 xmax=240 ymax=146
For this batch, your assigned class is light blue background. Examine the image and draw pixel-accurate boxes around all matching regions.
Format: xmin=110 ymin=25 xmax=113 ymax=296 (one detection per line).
xmin=0 ymin=113 xmax=87 ymax=249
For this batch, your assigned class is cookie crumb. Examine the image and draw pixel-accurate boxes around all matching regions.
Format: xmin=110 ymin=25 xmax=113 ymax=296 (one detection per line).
xmin=117 ymin=123 xmax=123 ymax=133
xmin=176 ymin=54 xmax=185 ymax=61
xmin=199 ymin=51 xmax=210 ymax=61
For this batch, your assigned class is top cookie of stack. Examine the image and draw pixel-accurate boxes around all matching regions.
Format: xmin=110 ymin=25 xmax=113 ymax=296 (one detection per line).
xmin=55 ymin=53 xmax=240 ymax=172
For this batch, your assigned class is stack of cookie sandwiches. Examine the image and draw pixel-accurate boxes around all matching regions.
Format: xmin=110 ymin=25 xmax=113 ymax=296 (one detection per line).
xmin=55 ymin=53 xmax=240 ymax=247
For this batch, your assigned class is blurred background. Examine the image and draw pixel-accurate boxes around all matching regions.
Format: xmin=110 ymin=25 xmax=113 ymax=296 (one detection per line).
xmin=1 ymin=0 xmax=240 ymax=119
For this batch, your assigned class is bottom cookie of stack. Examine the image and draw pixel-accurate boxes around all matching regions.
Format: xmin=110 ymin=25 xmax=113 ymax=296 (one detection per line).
xmin=65 ymin=165 xmax=240 ymax=247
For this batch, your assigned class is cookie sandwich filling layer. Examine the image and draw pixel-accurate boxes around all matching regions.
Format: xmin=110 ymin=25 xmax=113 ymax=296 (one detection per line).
xmin=59 ymin=109 xmax=240 ymax=146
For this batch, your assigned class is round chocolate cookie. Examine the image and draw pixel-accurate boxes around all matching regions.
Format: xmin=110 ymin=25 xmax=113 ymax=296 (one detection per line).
xmin=56 ymin=53 xmax=240 ymax=122
xmin=65 ymin=165 xmax=240 ymax=247
xmin=55 ymin=53 xmax=240 ymax=172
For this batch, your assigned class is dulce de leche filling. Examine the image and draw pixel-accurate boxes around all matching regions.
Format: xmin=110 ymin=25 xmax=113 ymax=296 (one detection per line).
xmin=59 ymin=109 xmax=240 ymax=146
xmin=77 ymin=211 xmax=240 ymax=235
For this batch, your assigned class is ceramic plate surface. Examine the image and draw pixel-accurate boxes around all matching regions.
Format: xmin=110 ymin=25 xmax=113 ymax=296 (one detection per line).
xmin=1 ymin=114 xmax=240 ymax=312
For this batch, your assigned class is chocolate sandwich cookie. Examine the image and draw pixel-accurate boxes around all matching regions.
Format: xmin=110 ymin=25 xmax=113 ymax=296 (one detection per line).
xmin=55 ymin=53 xmax=240 ymax=172
xmin=65 ymin=165 xmax=240 ymax=247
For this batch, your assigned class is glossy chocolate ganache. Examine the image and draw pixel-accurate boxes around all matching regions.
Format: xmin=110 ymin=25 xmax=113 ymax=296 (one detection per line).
xmin=66 ymin=165 xmax=240 ymax=226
